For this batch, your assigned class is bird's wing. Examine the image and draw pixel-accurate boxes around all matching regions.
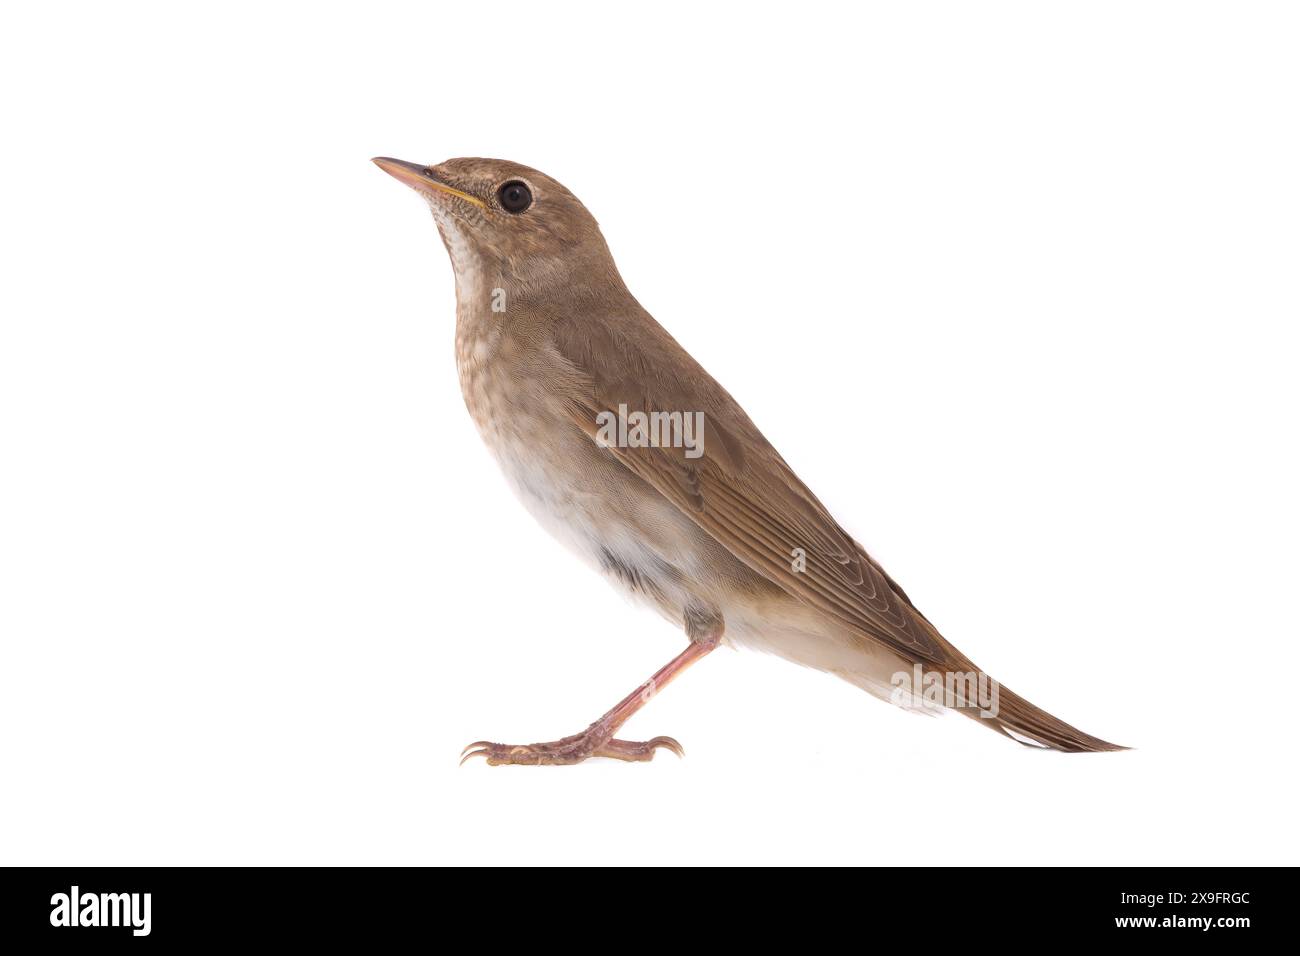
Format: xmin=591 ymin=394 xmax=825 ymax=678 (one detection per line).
xmin=551 ymin=308 xmax=946 ymax=664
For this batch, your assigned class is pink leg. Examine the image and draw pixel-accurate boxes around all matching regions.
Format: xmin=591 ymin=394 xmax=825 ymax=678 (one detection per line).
xmin=461 ymin=639 xmax=718 ymax=766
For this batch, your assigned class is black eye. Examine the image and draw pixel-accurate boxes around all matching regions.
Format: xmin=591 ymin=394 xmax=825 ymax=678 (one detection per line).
xmin=497 ymin=181 xmax=532 ymax=214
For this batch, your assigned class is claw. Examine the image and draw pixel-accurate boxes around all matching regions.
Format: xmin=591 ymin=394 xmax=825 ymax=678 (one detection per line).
xmin=648 ymin=735 xmax=685 ymax=758
xmin=460 ymin=733 xmax=683 ymax=766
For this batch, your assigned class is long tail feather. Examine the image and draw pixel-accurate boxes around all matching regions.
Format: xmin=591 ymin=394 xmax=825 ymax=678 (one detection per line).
xmin=961 ymin=681 xmax=1127 ymax=752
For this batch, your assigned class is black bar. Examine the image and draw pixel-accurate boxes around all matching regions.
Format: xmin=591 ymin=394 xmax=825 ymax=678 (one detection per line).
xmin=0 ymin=866 xmax=1277 ymax=945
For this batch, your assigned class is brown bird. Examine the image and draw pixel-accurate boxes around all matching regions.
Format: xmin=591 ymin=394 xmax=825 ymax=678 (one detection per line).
xmin=373 ymin=156 xmax=1124 ymax=764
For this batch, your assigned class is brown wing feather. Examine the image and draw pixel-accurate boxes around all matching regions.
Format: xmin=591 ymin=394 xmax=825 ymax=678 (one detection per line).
xmin=552 ymin=308 xmax=947 ymax=665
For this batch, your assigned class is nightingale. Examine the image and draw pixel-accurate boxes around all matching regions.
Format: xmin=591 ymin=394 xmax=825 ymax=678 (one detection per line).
xmin=373 ymin=156 xmax=1124 ymax=764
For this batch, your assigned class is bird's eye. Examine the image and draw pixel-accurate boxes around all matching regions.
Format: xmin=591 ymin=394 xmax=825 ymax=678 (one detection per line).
xmin=497 ymin=181 xmax=532 ymax=214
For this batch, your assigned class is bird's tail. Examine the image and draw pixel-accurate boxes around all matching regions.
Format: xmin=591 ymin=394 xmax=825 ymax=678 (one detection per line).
xmin=959 ymin=679 xmax=1127 ymax=752
xmin=864 ymin=558 xmax=1125 ymax=752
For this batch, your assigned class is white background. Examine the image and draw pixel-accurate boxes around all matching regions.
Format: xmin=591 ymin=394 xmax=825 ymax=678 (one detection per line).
xmin=2 ymin=2 xmax=1297 ymax=866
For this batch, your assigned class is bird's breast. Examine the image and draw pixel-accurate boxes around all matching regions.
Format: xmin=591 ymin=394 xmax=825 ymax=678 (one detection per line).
xmin=452 ymin=310 xmax=710 ymax=614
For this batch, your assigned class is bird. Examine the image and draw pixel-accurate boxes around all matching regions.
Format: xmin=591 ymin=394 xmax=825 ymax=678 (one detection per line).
xmin=373 ymin=155 xmax=1125 ymax=764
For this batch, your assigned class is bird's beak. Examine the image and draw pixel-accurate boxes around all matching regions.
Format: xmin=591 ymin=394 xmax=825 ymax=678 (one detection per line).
xmin=371 ymin=157 xmax=487 ymax=209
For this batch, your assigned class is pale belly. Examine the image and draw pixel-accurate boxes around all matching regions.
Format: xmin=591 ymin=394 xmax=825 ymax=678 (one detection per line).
xmin=478 ymin=397 xmax=711 ymax=625
xmin=453 ymin=319 xmax=910 ymax=699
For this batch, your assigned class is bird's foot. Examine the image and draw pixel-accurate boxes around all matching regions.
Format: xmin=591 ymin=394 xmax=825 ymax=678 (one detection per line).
xmin=459 ymin=638 xmax=716 ymax=766
xmin=461 ymin=726 xmax=683 ymax=766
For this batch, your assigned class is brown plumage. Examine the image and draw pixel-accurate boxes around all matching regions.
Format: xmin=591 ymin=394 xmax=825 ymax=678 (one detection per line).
xmin=374 ymin=155 xmax=1124 ymax=763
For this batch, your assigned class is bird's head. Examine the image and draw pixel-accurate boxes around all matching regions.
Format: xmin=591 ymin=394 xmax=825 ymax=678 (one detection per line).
xmin=373 ymin=156 xmax=619 ymax=294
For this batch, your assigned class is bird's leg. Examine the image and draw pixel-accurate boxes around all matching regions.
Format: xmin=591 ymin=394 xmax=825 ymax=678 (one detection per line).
xmin=461 ymin=632 xmax=720 ymax=766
